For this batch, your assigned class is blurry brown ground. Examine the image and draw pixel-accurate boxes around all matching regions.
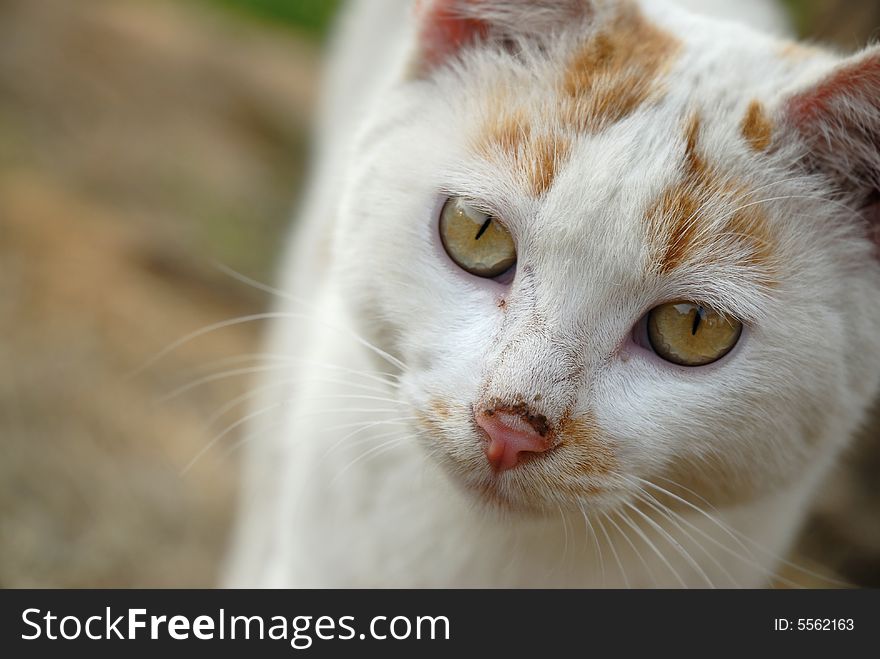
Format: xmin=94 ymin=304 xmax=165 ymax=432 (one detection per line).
xmin=0 ymin=0 xmax=878 ymax=587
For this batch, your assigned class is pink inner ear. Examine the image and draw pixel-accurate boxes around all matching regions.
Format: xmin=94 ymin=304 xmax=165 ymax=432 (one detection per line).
xmin=786 ymin=55 xmax=880 ymax=124
xmin=415 ymin=0 xmax=490 ymax=74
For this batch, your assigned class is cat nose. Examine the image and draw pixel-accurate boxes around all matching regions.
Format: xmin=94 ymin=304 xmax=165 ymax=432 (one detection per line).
xmin=475 ymin=408 xmax=552 ymax=472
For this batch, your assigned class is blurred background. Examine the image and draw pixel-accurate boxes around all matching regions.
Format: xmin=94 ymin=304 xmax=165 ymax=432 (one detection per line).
xmin=0 ymin=0 xmax=877 ymax=587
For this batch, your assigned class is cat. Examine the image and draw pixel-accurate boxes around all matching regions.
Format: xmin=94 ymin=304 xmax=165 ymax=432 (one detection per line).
xmin=223 ymin=0 xmax=880 ymax=587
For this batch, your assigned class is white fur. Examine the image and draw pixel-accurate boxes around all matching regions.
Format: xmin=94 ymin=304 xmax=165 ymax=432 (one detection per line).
xmin=224 ymin=0 xmax=880 ymax=587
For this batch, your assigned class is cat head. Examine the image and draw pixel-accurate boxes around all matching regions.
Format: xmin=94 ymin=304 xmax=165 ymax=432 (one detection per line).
xmin=333 ymin=0 xmax=880 ymax=513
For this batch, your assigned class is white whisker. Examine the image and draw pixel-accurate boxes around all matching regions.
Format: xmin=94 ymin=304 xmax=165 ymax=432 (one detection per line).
xmin=635 ymin=476 xmax=821 ymax=587
xmin=604 ymin=510 xmax=658 ymax=588
xmin=579 ymin=506 xmax=606 ymax=587
xmin=213 ymin=261 xmax=301 ymax=304
xmin=130 ymin=310 xmax=407 ymax=379
xmin=623 ymin=500 xmax=713 ymax=588
xmin=595 ymin=511 xmax=625 ymax=588
xmin=180 ymin=400 xmax=405 ymax=476
xmin=330 ymin=435 xmax=411 ymax=484
xmin=629 ymin=485 xmax=741 ymax=588
xmin=621 ymin=506 xmax=687 ymax=587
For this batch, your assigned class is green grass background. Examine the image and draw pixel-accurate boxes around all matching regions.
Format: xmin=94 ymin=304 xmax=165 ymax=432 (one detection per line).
xmin=200 ymin=0 xmax=343 ymax=37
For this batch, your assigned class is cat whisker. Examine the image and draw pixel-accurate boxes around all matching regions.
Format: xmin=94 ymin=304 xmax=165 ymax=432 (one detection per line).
xmin=558 ymin=505 xmax=571 ymax=576
xmin=741 ymin=175 xmax=816 ymax=198
xmin=129 ymin=312 xmax=308 ymax=379
xmin=203 ymin=376 xmax=400 ymax=430
xmin=622 ymin=499 xmax=714 ymax=588
xmin=620 ymin=505 xmax=688 ymax=588
xmin=186 ymin=415 xmax=418 ymax=476
xmin=330 ymin=434 xmax=412 ymax=485
xmin=595 ymin=511 xmax=627 ymax=589
xmin=723 ymin=192 xmax=860 ymax=219
xmin=320 ymin=417 xmax=417 ymax=460
xmin=305 ymin=393 xmax=405 ymax=406
xmin=637 ymin=475 xmax=758 ymax=559
xmin=181 ymin=403 xmax=285 ymax=476
xmin=160 ymin=364 xmax=297 ymax=403
xmin=202 ymin=381 xmax=290 ymax=431
xmin=175 ymin=352 xmax=294 ymax=379
xmin=604 ymin=509 xmax=659 ymax=588
xmin=303 ymin=376 xmax=400 ymax=395
xmin=189 ymin=353 xmax=402 ymax=387
xmin=330 ymin=426 xmax=414 ymax=455
xmin=211 ymin=418 xmax=287 ymax=466
xmin=629 ymin=484 xmax=742 ymax=588
xmin=130 ymin=310 xmax=408 ymax=380
xmin=579 ymin=505 xmax=609 ymax=587
xmin=162 ymin=357 xmax=401 ymax=403
xmin=229 ymin=417 xmax=416 ymax=470
xmin=213 ymin=260 xmax=301 ymax=305
xmin=634 ymin=476 xmax=823 ymax=587
xmin=181 ymin=400 xmax=406 ymax=476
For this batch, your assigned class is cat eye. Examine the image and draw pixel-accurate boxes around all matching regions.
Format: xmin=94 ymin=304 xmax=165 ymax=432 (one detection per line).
xmin=439 ymin=197 xmax=516 ymax=278
xmin=647 ymin=302 xmax=742 ymax=367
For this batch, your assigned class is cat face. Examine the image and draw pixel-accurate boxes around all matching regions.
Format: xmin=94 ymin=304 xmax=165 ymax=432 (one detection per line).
xmin=333 ymin=0 xmax=880 ymax=513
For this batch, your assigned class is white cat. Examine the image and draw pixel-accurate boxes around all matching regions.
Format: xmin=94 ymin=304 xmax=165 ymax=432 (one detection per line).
xmin=224 ymin=0 xmax=880 ymax=587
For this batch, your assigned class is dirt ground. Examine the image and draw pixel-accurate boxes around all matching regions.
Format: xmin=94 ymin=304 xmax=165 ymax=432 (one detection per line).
xmin=0 ymin=0 xmax=319 ymax=587
xmin=1 ymin=0 xmax=878 ymax=587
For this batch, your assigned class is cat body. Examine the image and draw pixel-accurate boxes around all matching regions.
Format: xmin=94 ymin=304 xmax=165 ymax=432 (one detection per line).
xmin=225 ymin=0 xmax=880 ymax=587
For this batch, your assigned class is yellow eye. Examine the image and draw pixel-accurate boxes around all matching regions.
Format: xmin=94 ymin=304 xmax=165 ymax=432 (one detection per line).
xmin=647 ymin=302 xmax=742 ymax=366
xmin=439 ymin=197 xmax=516 ymax=278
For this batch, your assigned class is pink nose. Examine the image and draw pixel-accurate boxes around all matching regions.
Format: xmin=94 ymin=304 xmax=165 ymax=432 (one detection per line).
xmin=475 ymin=409 xmax=552 ymax=472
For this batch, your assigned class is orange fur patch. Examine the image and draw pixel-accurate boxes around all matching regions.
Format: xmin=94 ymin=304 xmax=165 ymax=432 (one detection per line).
xmin=647 ymin=115 xmax=776 ymax=279
xmin=418 ymin=398 xmax=453 ymax=434
xmin=559 ymin=411 xmax=616 ymax=476
xmin=474 ymin=2 xmax=678 ymax=197
xmin=560 ymin=2 xmax=680 ymax=134
xmin=431 ymin=398 xmax=452 ymax=419
xmin=477 ymin=105 xmax=572 ymax=196
xmin=740 ymin=100 xmax=773 ymax=152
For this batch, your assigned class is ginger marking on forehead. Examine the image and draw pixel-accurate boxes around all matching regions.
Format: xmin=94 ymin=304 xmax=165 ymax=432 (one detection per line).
xmin=529 ymin=132 xmax=571 ymax=196
xmin=477 ymin=104 xmax=572 ymax=196
xmin=561 ymin=2 xmax=680 ymax=134
xmin=647 ymin=115 xmax=776 ymax=280
xmin=475 ymin=4 xmax=677 ymax=197
xmin=741 ymin=100 xmax=773 ymax=152
xmin=648 ymin=115 xmax=711 ymax=274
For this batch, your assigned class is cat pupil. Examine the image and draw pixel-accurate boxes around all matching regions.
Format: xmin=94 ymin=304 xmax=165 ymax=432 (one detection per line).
xmin=474 ymin=218 xmax=492 ymax=241
xmin=691 ymin=307 xmax=705 ymax=336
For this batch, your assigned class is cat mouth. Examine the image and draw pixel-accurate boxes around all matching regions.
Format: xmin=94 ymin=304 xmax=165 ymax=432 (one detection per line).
xmin=459 ymin=473 xmax=550 ymax=513
xmin=442 ymin=450 xmax=603 ymax=514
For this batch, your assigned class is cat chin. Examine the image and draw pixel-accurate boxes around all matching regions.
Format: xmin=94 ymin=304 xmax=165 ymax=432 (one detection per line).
xmin=433 ymin=452 xmax=620 ymax=516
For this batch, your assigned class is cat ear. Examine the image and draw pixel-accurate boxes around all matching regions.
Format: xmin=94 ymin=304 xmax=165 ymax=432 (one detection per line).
xmin=781 ymin=47 xmax=880 ymax=248
xmin=411 ymin=0 xmax=594 ymax=76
